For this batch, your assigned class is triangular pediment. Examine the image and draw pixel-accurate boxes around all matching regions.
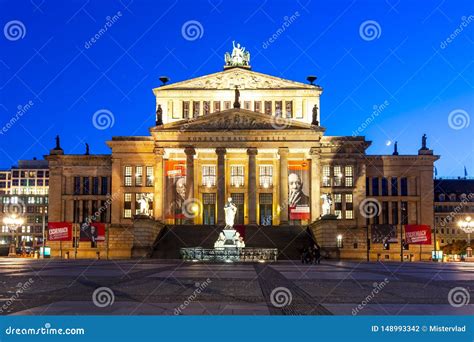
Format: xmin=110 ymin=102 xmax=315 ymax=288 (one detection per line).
xmin=152 ymin=109 xmax=319 ymax=131
xmin=154 ymin=68 xmax=319 ymax=91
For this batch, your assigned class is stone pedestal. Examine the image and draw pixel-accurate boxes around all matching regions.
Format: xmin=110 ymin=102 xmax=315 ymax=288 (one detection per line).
xmin=132 ymin=216 xmax=165 ymax=258
xmin=308 ymin=215 xmax=340 ymax=259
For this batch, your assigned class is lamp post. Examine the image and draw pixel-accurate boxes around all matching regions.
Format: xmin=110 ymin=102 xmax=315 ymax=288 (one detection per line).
xmin=457 ymin=216 xmax=474 ymax=258
xmin=3 ymin=215 xmax=25 ymax=257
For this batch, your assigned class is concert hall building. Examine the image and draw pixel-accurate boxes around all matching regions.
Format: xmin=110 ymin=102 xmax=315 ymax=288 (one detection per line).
xmin=46 ymin=44 xmax=438 ymax=261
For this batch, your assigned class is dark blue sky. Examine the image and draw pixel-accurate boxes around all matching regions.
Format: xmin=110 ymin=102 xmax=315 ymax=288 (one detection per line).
xmin=0 ymin=0 xmax=473 ymax=176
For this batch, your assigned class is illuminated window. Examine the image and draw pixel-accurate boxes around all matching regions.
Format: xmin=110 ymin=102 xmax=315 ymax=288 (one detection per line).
xmin=124 ymin=166 xmax=132 ymax=187
xmin=231 ymin=166 xmax=244 ymax=187
xmin=202 ymin=165 xmax=216 ymax=187
xmin=345 ymin=166 xmax=353 ymax=187
xmin=182 ymin=101 xmax=190 ymax=119
xmin=146 ymin=167 xmax=154 ymax=187
xmin=244 ymin=101 xmax=251 ymax=110
xmin=275 ymin=101 xmax=282 ymax=117
xmin=203 ymin=101 xmax=210 ymax=115
xmin=285 ymin=101 xmax=293 ymax=118
xmin=224 ymin=101 xmax=231 ymax=110
xmin=334 ymin=193 xmax=342 ymax=219
xmin=193 ymin=101 xmax=200 ymax=118
xmin=124 ymin=193 xmax=132 ymax=218
xmin=254 ymin=101 xmax=262 ymax=112
xmin=264 ymin=101 xmax=272 ymax=115
xmin=135 ymin=166 xmax=143 ymax=186
xmin=322 ymin=165 xmax=331 ymax=187
xmin=337 ymin=235 xmax=343 ymax=248
xmin=333 ymin=166 xmax=342 ymax=186
xmin=259 ymin=165 xmax=273 ymax=188
xmin=213 ymin=101 xmax=221 ymax=113
xmin=345 ymin=193 xmax=353 ymax=219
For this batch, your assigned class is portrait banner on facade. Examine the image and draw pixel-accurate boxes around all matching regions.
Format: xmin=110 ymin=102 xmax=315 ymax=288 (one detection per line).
xmin=371 ymin=224 xmax=398 ymax=243
xmin=404 ymin=225 xmax=432 ymax=245
xmin=48 ymin=222 xmax=72 ymax=241
xmin=79 ymin=222 xmax=105 ymax=242
xmin=288 ymin=160 xmax=310 ymax=220
xmin=165 ymin=160 xmax=187 ymax=220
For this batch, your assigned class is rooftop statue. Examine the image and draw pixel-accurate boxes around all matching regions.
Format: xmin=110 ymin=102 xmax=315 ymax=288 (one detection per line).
xmin=224 ymin=41 xmax=250 ymax=68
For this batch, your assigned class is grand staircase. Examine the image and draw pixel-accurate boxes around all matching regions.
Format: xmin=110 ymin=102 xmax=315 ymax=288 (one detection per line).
xmin=150 ymin=225 xmax=315 ymax=260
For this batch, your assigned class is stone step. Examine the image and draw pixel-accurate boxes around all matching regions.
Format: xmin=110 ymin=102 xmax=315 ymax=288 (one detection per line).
xmin=150 ymin=225 xmax=315 ymax=260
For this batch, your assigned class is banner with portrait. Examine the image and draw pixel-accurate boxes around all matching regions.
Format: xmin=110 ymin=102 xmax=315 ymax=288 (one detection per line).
xmin=79 ymin=222 xmax=105 ymax=242
xmin=371 ymin=224 xmax=398 ymax=243
xmin=288 ymin=160 xmax=310 ymax=220
xmin=165 ymin=160 xmax=187 ymax=220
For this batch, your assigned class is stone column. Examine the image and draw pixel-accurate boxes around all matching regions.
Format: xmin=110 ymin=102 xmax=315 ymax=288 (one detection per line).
xmin=153 ymin=146 xmax=165 ymax=222
xmin=278 ymin=147 xmax=289 ymax=225
xmin=310 ymin=147 xmax=321 ymax=221
xmin=247 ymin=148 xmax=258 ymax=225
xmin=216 ymin=147 xmax=226 ymax=225
xmin=184 ymin=147 xmax=196 ymax=224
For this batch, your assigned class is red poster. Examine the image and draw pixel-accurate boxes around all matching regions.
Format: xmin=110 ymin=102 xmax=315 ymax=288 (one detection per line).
xmin=48 ymin=222 xmax=72 ymax=241
xmin=404 ymin=225 xmax=432 ymax=245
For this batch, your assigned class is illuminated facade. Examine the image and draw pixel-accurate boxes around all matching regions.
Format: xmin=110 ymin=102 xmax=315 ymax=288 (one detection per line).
xmin=46 ymin=46 xmax=439 ymax=260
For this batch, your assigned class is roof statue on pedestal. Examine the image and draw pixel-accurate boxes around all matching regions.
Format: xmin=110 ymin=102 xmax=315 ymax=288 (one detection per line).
xmin=224 ymin=41 xmax=250 ymax=69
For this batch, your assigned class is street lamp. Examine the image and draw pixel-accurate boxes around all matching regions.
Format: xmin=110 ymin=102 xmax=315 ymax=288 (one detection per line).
xmin=3 ymin=214 xmax=25 ymax=257
xmin=457 ymin=216 xmax=474 ymax=258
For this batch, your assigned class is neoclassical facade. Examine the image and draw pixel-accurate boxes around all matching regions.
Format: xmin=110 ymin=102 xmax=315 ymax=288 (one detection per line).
xmin=46 ymin=46 xmax=438 ymax=260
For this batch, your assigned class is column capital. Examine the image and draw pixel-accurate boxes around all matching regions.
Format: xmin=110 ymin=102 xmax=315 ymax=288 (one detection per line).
xmin=184 ymin=146 xmax=196 ymax=156
xmin=247 ymin=147 xmax=258 ymax=156
xmin=154 ymin=146 xmax=165 ymax=155
xmin=278 ymin=147 xmax=289 ymax=155
xmin=215 ymin=147 xmax=227 ymax=156
xmin=309 ymin=147 xmax=319 ymax=156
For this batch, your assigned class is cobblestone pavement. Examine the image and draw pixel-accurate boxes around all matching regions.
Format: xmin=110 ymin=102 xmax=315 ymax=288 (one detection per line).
xmin=0 ymin=259 xmax=472 ymax=315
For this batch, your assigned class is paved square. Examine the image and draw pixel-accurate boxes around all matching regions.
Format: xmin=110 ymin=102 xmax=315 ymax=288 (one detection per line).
xmin=0 ymin=259 xmax=472 ymax=315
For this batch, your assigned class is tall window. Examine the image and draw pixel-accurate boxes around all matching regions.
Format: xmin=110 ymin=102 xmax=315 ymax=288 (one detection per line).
xmin=285 ymin=101 xmax=293 ymax=118
xmin=82 ymin=200 xmax=89 ymax=222
xmin=213 ymin=101 xmax=221 ymax=113
xmin=74 ymin=176 xmax=81 ymax=195
xmin=391 ymin=177 xmax=398 ymax=196
xmin=382 ymin=201 xmax=389 ymax=224
xmin=224 ymin=101 xmax=231 ymax=110
xmin=124 ymin=166 xmax=132 ymax=187
xmin=202 ymin=165 xmax=216 ymax=187
xmin=259 ymin=165 xmax=273 ymax=188
xmin=83 ymin=177 xmax=90 ymax=195
xmin=345 ymin=193 xmax=353 ymax=219
xmin=182 ymin=101 xmax=190 ymax=119
xmin=366 ymin=177 xmax=370 ymax=196
xmin=203 ymin=101 xmax=210 ymax=115
xmin=135 ymin=166 xmax=143 ymax=186
xmin=401 ymin=177 xmax=408 ymax=196
xmin=124 ymin=193 xmax=132 ymax=218
xmin=372 ymin=178 xmax=379 ymax=196
xmin=254 ymin=101 xmax=262 ymax=112
xmin=381 ymin=178 xmax=388 ymax=196
xmin=101 ymin=177 xmax=108 ymax=195
xmin=264 ymin=101 xmax=272 ymax=115
xmin=391 ymin=201 xmax=398 ymax=225
xmin=244 ymin=101 xmax=251 ymax=110
xmin=146 ymin=167 xmax=154 ymax=187
xmin=230 ymin=166 xmax=244 ymax=187
xmin=333 ymin=166 xmax=342 ymax=186
xmin=92 ymin=177 xmax=99 ymax=195
xmin=345 ymin=166 xmax=353 ymax=187
xmin=275 ymin=101 xmax=282 ymax=116
xmin=322 ymin=165 xmax=331 ymax=187
xmin=193 ymin=101 xmax=200 ymax=118
xmin=401 ymin=201 xmax=408 ymax=224
xmin=73 ymin=200 xmax=80 ymax=223
xmin=334 ymin=193 xmax=342 ymax=219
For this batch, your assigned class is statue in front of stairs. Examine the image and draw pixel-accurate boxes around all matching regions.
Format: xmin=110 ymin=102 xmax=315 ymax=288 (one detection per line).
xmin=224 ymin=197 xmax=237 ymax=229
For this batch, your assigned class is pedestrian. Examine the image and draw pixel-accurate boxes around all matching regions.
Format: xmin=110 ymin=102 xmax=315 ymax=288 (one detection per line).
xmin=314 ymin=244 xmax=321 ymax=264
